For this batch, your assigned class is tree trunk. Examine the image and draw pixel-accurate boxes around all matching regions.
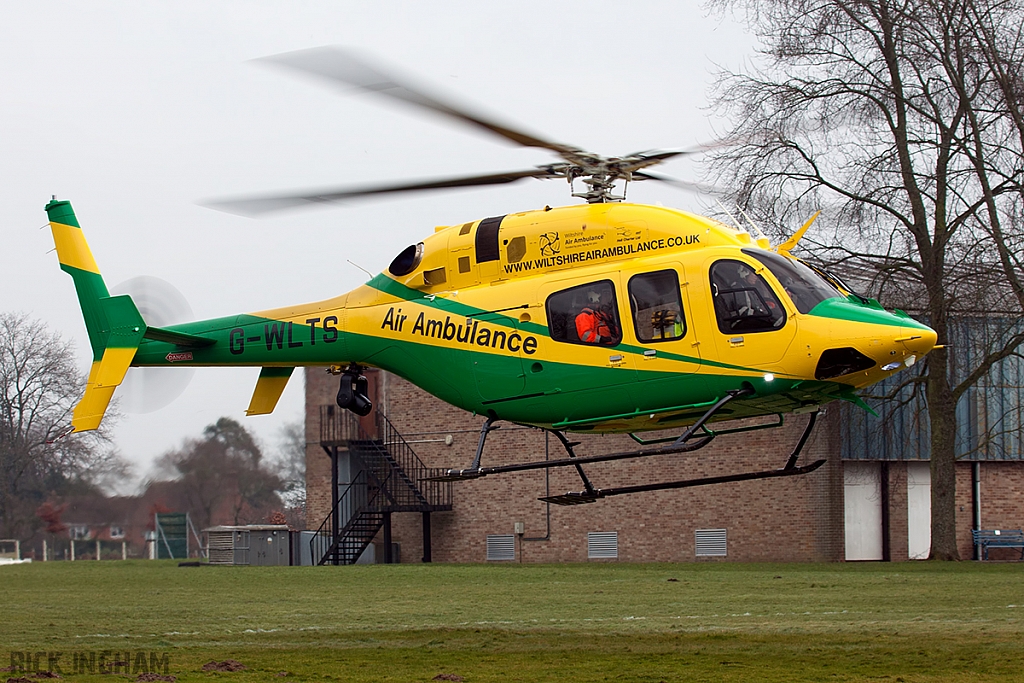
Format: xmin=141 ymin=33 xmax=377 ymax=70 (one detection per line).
xmin=927 ymin=346 xmax=960 ymax=560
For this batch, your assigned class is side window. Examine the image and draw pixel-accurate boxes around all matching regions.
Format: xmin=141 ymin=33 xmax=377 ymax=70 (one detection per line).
xmin=629 ymin=270 xmax=686 ymax=343
xmin=546 ymin=280 xmax=622 ymax=346
xmin=710 ymin=260 xmax=786 ymax=333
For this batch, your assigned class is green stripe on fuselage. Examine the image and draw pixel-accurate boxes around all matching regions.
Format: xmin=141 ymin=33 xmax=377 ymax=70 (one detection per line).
xmin=808 ymin=297 xmax=930 ymax=329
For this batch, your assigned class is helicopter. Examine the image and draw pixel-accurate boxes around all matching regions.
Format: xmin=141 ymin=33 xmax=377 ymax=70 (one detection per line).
xmin=47 ymin=47 xmax=937 ymax=504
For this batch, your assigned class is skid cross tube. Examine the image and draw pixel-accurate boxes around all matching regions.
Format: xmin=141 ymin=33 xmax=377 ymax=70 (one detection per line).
xmin=539 ymin=459 xmax=827 ymax=505
xmin=424 ymin=388 xmax=753 ymax=483
xmin=669 ymin=387 xmax=754 ymax=446
xmin=549 ymin=430 xmax=597 ymax=495
xmin=423 ymin=432 xmax=719 ymax=481
xmin=784 ymin=410 xmax=817 ymax=470
xmin=469 ymin=416 xmax=500 ymax=471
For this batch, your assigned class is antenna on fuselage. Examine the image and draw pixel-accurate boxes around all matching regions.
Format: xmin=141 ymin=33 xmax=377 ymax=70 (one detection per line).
xmin=714 ymin=199 xmax=745 ymax=233
xmin=735 ymin=205 xmax=769 ymax=244
xmin=347 ymin=259 xmax=373 ymax=279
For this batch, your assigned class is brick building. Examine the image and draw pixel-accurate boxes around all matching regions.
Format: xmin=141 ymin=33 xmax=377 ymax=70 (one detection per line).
xmin=308 ymin=365 xmax=839 ymax=563
xmin=305 ymin=365 xmax=1018 ymax=564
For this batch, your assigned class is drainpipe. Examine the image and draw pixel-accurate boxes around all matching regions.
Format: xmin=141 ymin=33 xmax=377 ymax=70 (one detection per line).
xmin=880 ymin=461 xmax=891 ymax=562
xmin=972 ymin=461 xmax=981 ymax=561
xmin=331 ymin=445 xmax=339 ymax=566
xmin=522 ymin=432 xmax=552 ymax=544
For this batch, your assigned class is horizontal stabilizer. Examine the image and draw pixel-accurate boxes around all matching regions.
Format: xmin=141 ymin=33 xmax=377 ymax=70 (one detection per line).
xmin=144 ymin=326 xmax=216 ymax=348
xmin=246 ymin=367 xmax=294 ymax=415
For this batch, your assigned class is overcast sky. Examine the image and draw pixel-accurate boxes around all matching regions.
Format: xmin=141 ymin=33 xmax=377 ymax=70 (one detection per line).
xmin=0 ymin=1 xmax=756 ymax=483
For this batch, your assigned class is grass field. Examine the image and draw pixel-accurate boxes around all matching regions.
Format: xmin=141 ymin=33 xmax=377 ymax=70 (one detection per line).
xmin=2 ymin=560 xmax=1023 ymax=682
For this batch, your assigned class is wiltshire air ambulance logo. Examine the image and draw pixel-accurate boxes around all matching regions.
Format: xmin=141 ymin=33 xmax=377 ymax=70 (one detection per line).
xmin=616 ymin=226 xmax=642 ymax=242
xmin=539 ymin=232 xmax=560 ymax=257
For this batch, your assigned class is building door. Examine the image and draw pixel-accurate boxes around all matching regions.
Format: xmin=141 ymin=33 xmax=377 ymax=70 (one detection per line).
xmin=844 ymin=462 xmax=883 ymax=560
xmin=907 ymin=462 xmax=931 ymax=560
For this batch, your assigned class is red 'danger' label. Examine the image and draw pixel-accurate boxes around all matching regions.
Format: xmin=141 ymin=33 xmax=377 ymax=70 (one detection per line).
xmin=165 ymin=352 xmax=193 ymax=363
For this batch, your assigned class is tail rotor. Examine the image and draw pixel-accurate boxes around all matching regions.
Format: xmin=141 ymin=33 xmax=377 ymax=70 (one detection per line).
xmin=109 ymin=276 xmax=195 ymax=413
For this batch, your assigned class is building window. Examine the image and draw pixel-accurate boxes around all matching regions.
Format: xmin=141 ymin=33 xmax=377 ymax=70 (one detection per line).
xmin=546 ymin=280 xmax=622 ymax=346
xmin=628 ymin=270 xmax=686 ymax=342
xmin=587 ymin=531 xmax=618 ymax=559
xmin=109 ymin=526 xmax=125 ymax=539
xmin=69 ymin=525 xmax=90 ymax=541
xmin=486 ymin=534 xmax=515 ymax=561
xmin=695 ymin=528 xmax=727 ymax=557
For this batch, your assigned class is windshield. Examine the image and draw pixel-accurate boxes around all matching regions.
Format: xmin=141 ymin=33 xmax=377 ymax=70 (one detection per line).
xmin=743 ymin=249 xmax=842 ymax=314
xmin=802 ymin=262 xmax=870 ymax=303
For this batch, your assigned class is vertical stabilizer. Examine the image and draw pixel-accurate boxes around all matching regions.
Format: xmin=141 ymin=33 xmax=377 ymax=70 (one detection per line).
xmin=46 ymin=199 xmax=146 ymax=432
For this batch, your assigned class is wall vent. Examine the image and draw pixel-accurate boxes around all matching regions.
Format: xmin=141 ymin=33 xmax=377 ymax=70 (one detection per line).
xmin=695 ymin=528 xmax=727 ymax=557
xmin=588 ymin=531 xmax=618 ymax=559
xmin=486 ymin=534 xmax=515 ymax=561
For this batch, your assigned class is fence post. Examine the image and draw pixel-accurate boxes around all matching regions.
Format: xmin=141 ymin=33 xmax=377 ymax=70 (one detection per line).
xmin=42 ymin=539 xmax=47 ymax=562
xmin=70 ymin=540 xmax=75 ymax=561
xmin=96 ymin=539 xmax=101 ymax=560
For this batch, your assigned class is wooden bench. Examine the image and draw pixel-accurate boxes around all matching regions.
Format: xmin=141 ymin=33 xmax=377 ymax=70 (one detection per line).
xmin=972 ymin=529 xmax=1024 ymax=561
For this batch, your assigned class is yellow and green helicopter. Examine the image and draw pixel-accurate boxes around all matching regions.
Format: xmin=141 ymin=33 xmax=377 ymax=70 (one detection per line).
xmin=47 ymin=48 xmax=936 ymax=504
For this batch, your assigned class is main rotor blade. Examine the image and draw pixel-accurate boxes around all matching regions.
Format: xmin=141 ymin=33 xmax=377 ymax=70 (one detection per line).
xmin=203 ymin=169 xmax=557 ymax=217
xmin=632 ymin=170 xmax=723 ymax=194
xmin=259 ymin=47 xmax=581 ymax=157
xmin=630 ymin=150 xmax=689 ymax=165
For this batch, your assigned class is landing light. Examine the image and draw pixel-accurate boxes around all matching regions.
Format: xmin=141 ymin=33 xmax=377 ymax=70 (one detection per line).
xmin=881 ymin=361 xmax=902 ymax=372
xmin=905 ymin=355 xmax=917 ymax=367
xmin=764 ymin=373 xmax=775 ymax=382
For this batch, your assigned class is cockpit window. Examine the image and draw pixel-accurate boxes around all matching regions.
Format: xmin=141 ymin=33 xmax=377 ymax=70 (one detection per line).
xmin=743 ymin=249 xmax=841 ymax=314
xmin=710 ymin=260 xmax=786 ymax=333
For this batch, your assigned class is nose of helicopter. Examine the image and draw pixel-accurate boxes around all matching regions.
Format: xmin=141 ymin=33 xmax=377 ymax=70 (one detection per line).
xmin=879 ymin=323 xmax=937 ymax=373
xmin=899 ymin=324 xmax=938 ymax=356
xmin=807 ymin=300 xmax=936 ymax=386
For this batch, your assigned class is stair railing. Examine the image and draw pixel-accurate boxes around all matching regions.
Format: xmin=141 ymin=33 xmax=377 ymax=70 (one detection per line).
xmin=312 ymin=465 xmax=399 ymax=565
xmin=310 ymin=472 xmax=368 ymax=565
xmin=319 ymin=406 xmax=452 ymax=510
xmin=367 ymin=412 xmax=452 ymax=509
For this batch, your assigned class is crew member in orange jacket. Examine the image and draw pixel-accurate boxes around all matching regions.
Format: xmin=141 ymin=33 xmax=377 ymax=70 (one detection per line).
xmin=575 ymin=290 xmax=617 ymax=344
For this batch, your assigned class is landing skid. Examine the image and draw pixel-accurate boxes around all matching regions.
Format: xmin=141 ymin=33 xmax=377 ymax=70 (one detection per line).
xmin=425 ymin=388 xmax=751 ymax=483
xmin=538 ymin=409 xmax=823 ymax=504
xmin=539 ymin=456 xmax=825 ymax=505
xmin=422 ymin=388 xmax=827 ymax=505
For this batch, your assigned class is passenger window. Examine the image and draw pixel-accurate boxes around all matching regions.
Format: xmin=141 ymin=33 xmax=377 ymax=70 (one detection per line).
xmin=710 ymin=260 xmax=786 ymax=333
xmin=546 ymin=280 xmax=622 ymax=346
xmin=628 ymin=270 xmax=686 ymax=342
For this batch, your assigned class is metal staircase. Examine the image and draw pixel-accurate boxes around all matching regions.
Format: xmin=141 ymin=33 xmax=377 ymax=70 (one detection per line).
xmin=312 ymin=408 xmax=452 ymax=566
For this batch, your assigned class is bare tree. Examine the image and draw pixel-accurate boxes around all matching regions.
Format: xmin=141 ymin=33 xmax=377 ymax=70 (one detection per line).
xmin=155 ymin=417 xmax=283 ymax=528
xmin=0 ymin=312 xmax=126 ymax=538
xmin=271 ymin=420 xmax=306 ymax=529
xmin=705 ymin=0 xmax=1024 ymax=558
